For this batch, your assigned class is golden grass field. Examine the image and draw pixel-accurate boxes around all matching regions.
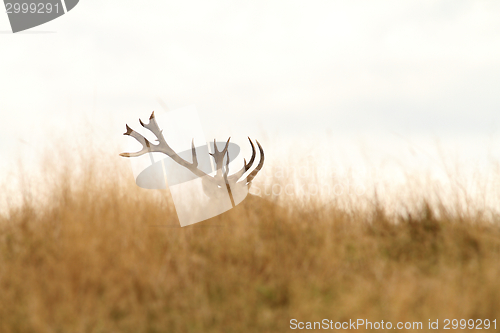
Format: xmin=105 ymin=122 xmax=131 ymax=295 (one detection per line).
xmin=1 ymin=149 xmax=500 ymax=333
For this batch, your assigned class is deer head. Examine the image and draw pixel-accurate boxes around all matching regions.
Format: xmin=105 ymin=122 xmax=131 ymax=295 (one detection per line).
xmin=120 ymin=112 xmax=264 ymax=205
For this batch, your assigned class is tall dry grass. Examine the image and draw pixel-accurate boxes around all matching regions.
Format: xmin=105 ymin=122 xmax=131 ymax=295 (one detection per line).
xmin=1 ymin=148 xmax=500 ymax=333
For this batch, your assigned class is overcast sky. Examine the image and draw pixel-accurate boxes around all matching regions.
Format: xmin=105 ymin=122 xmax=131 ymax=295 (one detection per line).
xmin=1 ymin=0 xmax=500 ymax=175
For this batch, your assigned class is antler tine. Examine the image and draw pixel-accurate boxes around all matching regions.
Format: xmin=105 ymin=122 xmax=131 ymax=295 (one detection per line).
xmin=209 ymin=138 xmax=231 ymax=174
xmin=209 ymin=139 xmax=216 ymax=155
xmin=191 ymin=139 xmax=198 ymax=168
xmin=210 ymin=137 xmax=231 ymax=154
xmin=245 ymin=137 xmax=256 ymax=166
xmin=119 ymin=124 xmax=154 ymax=157
xmin=227 ymin=137 xmax=256 ymax=182
xmin=224 ymin=150 xmax=230 ymax=175
xmin=245 ymin=140 xmax=264 ymax=184
xmin=222 ymin=137 xmax=231 ymax=154
xmin=138 ymin=111 xmax=166 ymax=144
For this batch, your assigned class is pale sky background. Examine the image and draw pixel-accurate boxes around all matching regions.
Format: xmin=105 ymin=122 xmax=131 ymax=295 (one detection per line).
xmin=1 ymin=0 xmax=500 ymax=188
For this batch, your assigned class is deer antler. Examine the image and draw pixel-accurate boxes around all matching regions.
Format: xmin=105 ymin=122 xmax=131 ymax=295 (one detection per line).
xmin=120 ymin=111 xmax=209 ymax=179
xmin=120 ymin=112 xmax=264 ymax=195
xmin=226 ymin=137 xmax=264 ymax=184
xmin=209 ymin=137 xmax=231 ymax=178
